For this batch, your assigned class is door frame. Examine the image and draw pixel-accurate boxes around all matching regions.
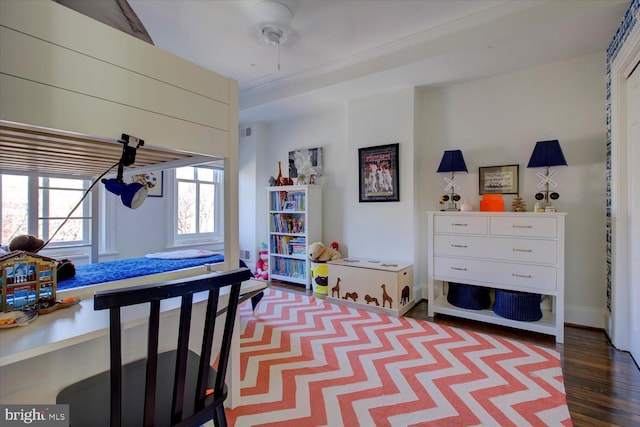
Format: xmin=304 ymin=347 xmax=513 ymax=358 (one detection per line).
xmin=608 ymin=21 xmax=640 ymax=353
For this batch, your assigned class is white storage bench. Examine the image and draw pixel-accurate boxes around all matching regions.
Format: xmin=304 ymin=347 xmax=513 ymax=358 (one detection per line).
xmin=326 ymin=258 xmax=414 ymax=317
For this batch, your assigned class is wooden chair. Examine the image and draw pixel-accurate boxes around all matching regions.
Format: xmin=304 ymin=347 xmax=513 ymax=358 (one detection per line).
xmin=57 ymin=268 xmax=252 ymax=427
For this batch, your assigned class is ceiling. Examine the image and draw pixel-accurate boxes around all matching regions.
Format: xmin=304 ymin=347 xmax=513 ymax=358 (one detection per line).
xmin=128 ymin=0 xmax=629 ymax=124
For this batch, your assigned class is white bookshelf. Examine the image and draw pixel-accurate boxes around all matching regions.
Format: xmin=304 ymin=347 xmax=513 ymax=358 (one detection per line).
xmin=267 ymin=185 xmax=322 ymax=289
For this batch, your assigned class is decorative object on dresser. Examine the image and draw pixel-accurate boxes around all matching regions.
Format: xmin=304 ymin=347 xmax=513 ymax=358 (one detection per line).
xmin=437 ymin=149 xmax=468 ymax=211
xmin=427 ymin=211 xmax=566 ymax=343
xmin=267 ymin=185 xmax=322 ymax=289
xmin=325 ymin=258 xmax=414 ymax=317
xmin=511 ymin=196 xmax=526 ymax=212
xmin=479 ymin=194 xmax=505 ymax=211
xmin=358 ymin=143 xmax=400 ymax=202
xmin=527 ymin=139 xmax=568 ymax=207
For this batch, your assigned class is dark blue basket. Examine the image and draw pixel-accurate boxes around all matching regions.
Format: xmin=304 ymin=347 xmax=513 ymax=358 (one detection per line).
xmin=493 ymin=289 xmax=542 ymax=321
xmin=447 ymin=282 xmax=491 ymax=310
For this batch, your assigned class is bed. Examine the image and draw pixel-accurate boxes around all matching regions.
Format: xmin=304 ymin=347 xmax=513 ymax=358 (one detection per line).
xmin=0 ymin=0 xmax=262 ymax=408
xmin=57 ymin=254 xmax=225 ymax=291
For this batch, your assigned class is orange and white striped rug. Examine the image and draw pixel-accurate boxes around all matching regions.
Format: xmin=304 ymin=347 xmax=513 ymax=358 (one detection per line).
xmin=226 ymin=288 xmax=571 ymax=427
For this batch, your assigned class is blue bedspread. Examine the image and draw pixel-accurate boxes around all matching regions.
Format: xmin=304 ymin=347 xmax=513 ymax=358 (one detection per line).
xmin=57 ymin=254 xmax=224 ymax=291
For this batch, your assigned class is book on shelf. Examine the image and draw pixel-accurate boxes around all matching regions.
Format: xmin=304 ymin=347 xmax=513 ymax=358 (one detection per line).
xmin=271 ymin=191 xmax=306 ymax=211
xmin=270 ymin=236 xmax=307 ymax=256
xmin=271 ymin=257 xmax=307 ymax=280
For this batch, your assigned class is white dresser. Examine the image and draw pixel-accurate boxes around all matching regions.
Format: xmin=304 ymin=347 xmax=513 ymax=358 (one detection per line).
xmin=427 ymin=211 xmax=566 ymax=343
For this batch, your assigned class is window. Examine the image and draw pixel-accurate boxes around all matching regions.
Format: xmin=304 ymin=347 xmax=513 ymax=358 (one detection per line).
xmin=174 ymin=165 xmax=223 ymax=244
xmin=1 ymin=173 xmax=92 ymax=250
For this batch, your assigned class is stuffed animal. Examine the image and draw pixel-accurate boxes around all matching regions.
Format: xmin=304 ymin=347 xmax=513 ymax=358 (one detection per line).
xmin=9 ymin=234 xmax=45 ymax=252
xmin=254 ymin=244 xmax=269 ymax=280
xmin=308 ymin=241 xmax=342 ymax=262
xmin=8 ymin=234 xmax=76 ymax=280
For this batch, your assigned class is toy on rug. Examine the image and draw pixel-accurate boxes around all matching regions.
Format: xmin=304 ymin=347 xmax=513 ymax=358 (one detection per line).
xmin=254 ymin=242 xmax=269 ymax=280
xmin=308 ymin=241 xmax=342 ymax=262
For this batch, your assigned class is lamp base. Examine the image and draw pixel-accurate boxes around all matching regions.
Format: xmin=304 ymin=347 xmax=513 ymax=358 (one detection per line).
xmin=441 ymin=202 xmax=459 ymax=211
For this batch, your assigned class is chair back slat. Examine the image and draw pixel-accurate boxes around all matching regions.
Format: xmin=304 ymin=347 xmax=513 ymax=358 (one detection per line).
xmin=90 ymin=268 xmax=251 ymax=427
xmin=143 ymin=300 xmax=161 ymax=427
xmin=171 ymin=294 xmax=194 ymax=423
xmin=109 ymin=308 xmax=122 ymax=427
xmin=213 ymin=283 xmax=242 ymax=396
xmin=196 ymin=288 xmax=220 ymax=406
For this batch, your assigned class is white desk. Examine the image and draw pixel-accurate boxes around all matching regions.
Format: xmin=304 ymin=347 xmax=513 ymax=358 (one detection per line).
xmin=0 ymin=266 xmax=266 ymax=407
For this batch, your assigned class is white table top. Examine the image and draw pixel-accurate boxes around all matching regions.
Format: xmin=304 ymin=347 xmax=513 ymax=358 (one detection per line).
xmin=0 ymin=276 xmax=266 ymax=367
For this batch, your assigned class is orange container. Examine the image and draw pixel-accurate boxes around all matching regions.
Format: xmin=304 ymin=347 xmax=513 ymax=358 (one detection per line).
xmin=480 ymin=194 xmax=504 ymax=212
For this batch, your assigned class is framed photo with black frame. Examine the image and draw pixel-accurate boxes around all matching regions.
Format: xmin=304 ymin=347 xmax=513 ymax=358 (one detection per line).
xmin=358 ymin=143 xmax=399 ymax=202
xmin=479 ymin=164 xmax=519 ymax=195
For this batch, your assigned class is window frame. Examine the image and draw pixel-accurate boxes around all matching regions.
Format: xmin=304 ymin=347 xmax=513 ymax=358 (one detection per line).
xmin=169 ymin=163 xmax=224 ymax=246
xmin=1 ymin=171 xmax=93 ymax=253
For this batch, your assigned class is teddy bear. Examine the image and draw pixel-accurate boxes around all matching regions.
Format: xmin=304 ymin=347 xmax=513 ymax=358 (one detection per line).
xmin=254 ymin=244 xmax=269 ymax=280
xmin=308 ymin=241 xmax=342 ymax=262
xmin=8 ymin=234 xmax=45 ymax=252
xmin=7 ymin=234 xmax=76 ymax=280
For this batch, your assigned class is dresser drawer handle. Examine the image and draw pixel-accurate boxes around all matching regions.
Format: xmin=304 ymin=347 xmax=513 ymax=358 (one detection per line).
xmin=451 ymin=223 xmax=468 ymax=227
xmin=512 ymin=248 xmax=532 ymax=253
xmin=512 ymin=273 xmax=532 ymax=278
xmin=451 ymin=244 xmax=468 ymax=248
xmin=512 ymin=225 xmax=533 ymax=229
xmin=451 ymin=267 xmax=468 ymax=271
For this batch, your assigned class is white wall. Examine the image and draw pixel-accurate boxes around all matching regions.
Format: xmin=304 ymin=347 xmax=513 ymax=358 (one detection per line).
xmin=345 ymin=89 xmax=416 ymax=264
xmin=239 ymin=122 xmax=269 ymax=271
xmin=239 ymin=51 xmax=607 ymax=327
xmin=416 ymin=52 xmax=608 ymax=327
xmin=257 ymin=109 xmax=348 ymax=248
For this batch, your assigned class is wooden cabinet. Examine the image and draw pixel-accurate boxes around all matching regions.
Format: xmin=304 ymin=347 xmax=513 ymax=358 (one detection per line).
xmin=427 ymin=211 xmax=566 ymax=342
xmin=267 ymin=185 xmax=322 ymax=289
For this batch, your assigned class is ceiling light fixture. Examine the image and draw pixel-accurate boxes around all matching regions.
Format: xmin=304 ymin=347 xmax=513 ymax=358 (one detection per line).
xmin=251 ymin=1 xmax=293 ymax=71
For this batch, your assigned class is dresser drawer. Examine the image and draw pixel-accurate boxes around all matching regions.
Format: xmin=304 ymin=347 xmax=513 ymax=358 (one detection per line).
xmin=434 ymin=215 xmax=488 ymax=235
xmin=434 ymin=235 xmax=557 ymax=264
xmin=434 ymin=256 xmax=557 ymax=292
xmin=490 ymin=216 xmax=557 ymax=238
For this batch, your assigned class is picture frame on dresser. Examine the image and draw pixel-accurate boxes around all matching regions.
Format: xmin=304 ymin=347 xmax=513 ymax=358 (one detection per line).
xmin=358 ymin=143 xmax=399 ymax=202
xmin=478 ymin=164 xmax=518 ymax=194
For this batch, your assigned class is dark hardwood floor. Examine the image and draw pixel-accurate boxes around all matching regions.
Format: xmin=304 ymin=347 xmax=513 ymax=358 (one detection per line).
xmin=268 ymin=282 xmax=640 ymax=426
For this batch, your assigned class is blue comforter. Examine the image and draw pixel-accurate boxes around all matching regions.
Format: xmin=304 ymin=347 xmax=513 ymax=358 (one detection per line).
xmin=57 ymin=254 xmax=224 ymax=291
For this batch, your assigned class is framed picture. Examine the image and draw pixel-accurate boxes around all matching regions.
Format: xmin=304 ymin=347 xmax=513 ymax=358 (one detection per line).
xmin=282 ymin=201 xmax=296 ymax=211
xmin=132 ymin=171 xmax=163 ymax=197
xmin=288 ymin=147 xmax=324 ymax=178
xmin=358 ymin=143 xmax=399 ymax=202
xmin=479 ymin=164 xmax=519 ymax=194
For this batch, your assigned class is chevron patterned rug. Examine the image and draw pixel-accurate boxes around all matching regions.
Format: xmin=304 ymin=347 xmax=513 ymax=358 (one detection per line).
xmin=226 ymin=288 xmax=571 ymax=427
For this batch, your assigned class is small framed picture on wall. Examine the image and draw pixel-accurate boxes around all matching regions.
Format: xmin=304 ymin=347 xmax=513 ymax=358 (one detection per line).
xmin=479 ymin=164 xmax=519 ymax=194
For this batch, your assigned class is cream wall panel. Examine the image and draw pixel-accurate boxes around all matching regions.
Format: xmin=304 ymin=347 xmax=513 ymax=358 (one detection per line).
xmin=1 ymin=28 xmax=229 ymax=131
xmin=1 ymin=75 xmax=230 ymax=159
xmin=0 ymin=0 xmax=229 ymax=103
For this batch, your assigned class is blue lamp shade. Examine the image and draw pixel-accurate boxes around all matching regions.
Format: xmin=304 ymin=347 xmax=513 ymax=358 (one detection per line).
xmin=104 ymin=179 xmax=148 ymax=209
xmin=437 ymin=150 xmax=468 ymax=173
xmin=527 ymin=140 xmax=567 ymax=168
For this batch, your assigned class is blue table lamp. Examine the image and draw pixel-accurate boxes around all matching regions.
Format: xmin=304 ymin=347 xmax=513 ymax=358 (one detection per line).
xmin=527 ymin=139 xmax=567 ymax=206
xmin=437 ymin=150 xmax=468 ymax=211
